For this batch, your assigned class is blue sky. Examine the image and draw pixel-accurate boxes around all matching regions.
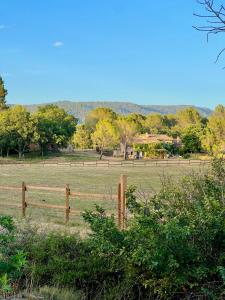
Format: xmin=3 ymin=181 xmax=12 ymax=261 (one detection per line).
xmin=0 ymin=0 xmax=225 ymax=108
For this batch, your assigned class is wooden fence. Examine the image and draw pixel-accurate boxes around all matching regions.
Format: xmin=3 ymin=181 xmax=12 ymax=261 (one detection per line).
xmin=0 ymin=159 xmax=211 ymax=168
xmin=0 ymin=175 xmax=128 ymax=229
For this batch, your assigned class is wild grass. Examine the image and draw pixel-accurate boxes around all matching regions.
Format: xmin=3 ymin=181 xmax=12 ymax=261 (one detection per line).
xmin=0 ymin=163 xmax=205 ymax=232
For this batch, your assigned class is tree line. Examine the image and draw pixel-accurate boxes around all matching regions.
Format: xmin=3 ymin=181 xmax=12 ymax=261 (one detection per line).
xmin=74 ymin=104 xmax=225 ymax=159
xmin=0 ymin=78 xmax=77 ymax=158
xmin=0 ymin=76 xmax=225 ymax=159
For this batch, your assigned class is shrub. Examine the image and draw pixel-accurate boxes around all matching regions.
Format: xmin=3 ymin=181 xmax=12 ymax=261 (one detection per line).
xmin=0 ymin=216 xmax=26 ymax=295
xmin=18 ymin=230 xmax=87 ymax=289
xmin=79 ymin=159 xmax=225 ymax=298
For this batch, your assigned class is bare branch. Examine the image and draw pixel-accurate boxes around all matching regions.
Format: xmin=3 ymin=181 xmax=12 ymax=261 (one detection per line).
xmin=194 ymin=0 xmax=225 ymax=65
xmin=215 ymin=47 xmax=225 ymax=62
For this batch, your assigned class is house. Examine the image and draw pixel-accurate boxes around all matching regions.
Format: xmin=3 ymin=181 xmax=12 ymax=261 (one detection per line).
xmin=130 ymin=133 xmax=180 ymax=159
xmin=113 ymin=133 xmax=180 ymax=159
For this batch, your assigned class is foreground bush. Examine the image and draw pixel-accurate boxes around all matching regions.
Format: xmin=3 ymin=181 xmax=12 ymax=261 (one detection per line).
xmin=5 ymin=159 xmax=225 ymax=299
xmin=0 ymin=216 xmax=26 ymax=296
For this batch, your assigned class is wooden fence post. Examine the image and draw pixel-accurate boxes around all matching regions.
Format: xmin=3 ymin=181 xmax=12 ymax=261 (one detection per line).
xmin=120 ymin=175 xmax=127 ymax=230
xmin=118 ymin=183 xmax=122 ymax=229
xmin=22 ymin=182 xmax=27 ymax=218
xmin=65 ymin=184 xmax=70 ymax=223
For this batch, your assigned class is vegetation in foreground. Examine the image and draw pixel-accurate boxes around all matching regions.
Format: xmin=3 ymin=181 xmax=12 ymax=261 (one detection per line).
xmin=1 ymin=159 xmax=225 ymax=299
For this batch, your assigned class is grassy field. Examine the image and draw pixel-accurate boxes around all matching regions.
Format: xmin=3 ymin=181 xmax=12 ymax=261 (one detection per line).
xmin=0 ymin=163 xmax=206 ymax=232
xmin=0 ymin=150 xmax=108 ymax=163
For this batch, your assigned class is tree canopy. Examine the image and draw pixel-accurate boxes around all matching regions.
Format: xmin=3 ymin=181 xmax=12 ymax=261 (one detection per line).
xmin=202 ymin=104 xmax=225 ymax=155
xmin=0 ymin=76 xmax=8 ymax=110
xmin=92 ymin=119 xmax=119 ymax=159
xmin=72 ymin=124 xmax=91 ymax=150
xmin=0 ymin=106 xmax=38 ymax=158
xmin=85 ymin=107 xmax=117 ymax=131
xmin=116 ymin=117 xmax=138 ymax=160
xmin=34 ymin=105 xmax=77 ymax=155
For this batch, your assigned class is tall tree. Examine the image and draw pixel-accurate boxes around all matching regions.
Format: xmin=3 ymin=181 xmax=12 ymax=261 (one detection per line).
xmin=85 ymin=107 xmax=117 ymax=131
xmin=181 ymin=125 xmax=203 ymax=154
xmin=126 ymin=113 xmax=146 ymax=133
xmin=202 ymin=104 xmax=225 ymax=154
xmin=116 ymin=117 xmax=138 ymax=160
xmin=72 ymin=124 xmax=91 ymax=150
xmin=172 ymin=107 xmax=203 ymax=136
xmin=145 ymin=113 xmax=167 ymax=134
xmin=92 ymin=119 xmax=119 ymax=160
xmin=0 ymin=110 xmax=11 ymax=156
xmin=34 ymin=105 xmax=77 ymax=156
xmin=5 ymin=106 xmax=38 ymax=158
xmin=0 ymin=76 xmax=8 ymax=110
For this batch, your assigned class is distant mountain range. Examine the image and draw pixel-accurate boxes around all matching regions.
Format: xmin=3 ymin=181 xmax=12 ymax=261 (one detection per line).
xmin=25 ymin=101 xmax=213 ymax=122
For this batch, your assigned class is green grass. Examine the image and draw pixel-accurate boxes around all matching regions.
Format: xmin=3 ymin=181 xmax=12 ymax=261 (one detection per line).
xmin=0 ymin=163 xmax=205 ymax=232
xmin=0 ymin=150 xmax=102 ymax=163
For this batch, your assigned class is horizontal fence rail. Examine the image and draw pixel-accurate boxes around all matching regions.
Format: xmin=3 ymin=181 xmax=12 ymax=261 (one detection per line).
xmin=0 ymin=159 xmax=211 ymax=168
xmin=0 ymin=176 xmax=127 ymax=229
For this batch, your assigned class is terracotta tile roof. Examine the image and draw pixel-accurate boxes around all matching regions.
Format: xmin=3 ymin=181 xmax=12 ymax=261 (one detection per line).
xmin=133 ymin=134 xmax=178 ymax=144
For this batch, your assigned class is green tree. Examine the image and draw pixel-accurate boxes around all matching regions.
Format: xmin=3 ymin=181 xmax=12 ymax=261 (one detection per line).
xmin=202 ymin=104 xmax=225 ymax=155
xmin=85 ymin=107 xmax=117 ymax=131
xmin=171 ymin=107 xmax=203 ymax=137
xmin=92 ymin=119 xmax=119 ymax=159
xmin=72 ymin=125 xmax=91 ymax=150
xmin=6 ymin=106 xmax=38 ymax=158
xmin=0 ymin=76 xmax=8 ymax=110
xmin=116 ymin=117 xmax=138 ymax=160
xmin=176 ymin=107 xmax=202 ymax=129
xmin=164 ymin=114 xmax=177 ymax=129
xmin=144 ymin=113 xmax=167 ymax=134
xmin=0 ymin=109 xmax=12 ymax=156
xmin=126 ymin=113 xmax=146 ymax=133
xmin=181 ymin=125 xmax=202 ymax=154
xmin=34 ymin=105 xmax=77 ymax=156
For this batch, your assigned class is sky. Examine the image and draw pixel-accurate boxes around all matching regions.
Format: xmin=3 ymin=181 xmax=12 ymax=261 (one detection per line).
xmin=0 ymin=0 xmax=225 ymax=109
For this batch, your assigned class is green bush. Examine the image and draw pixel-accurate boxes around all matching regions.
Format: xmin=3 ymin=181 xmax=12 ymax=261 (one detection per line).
xmin=0 ymin=216 xmax=26 ymax=295
xmin=80 ymin=159 xmax=225 ymax=298
xmin=18 ymin=212 xmax=126 ymax=299
xmin=18 ymin=230 xmax=87 ymax=289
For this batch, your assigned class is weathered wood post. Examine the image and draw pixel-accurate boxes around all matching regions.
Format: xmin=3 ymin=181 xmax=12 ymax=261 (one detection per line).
xmin=65 ymin=184 xmax=70 ymax=223
xmin=120 ymin=175 xmax=127 ymax=230
xmin=22 ymin=182 xmax=27 ymax=217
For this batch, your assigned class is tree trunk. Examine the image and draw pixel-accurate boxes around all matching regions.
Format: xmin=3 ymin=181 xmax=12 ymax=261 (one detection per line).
xmin=6 ymin=148 xmax=9 ymax=157
xmin=41 ymin=145 xmax=44 ymax=157
xmin=18 ymin=145 xmax=22 ymax=159
xmin=123 ymin=143 xmax=127 ymax=160
xmin=100 ymin=148 xmax=103 ymax=160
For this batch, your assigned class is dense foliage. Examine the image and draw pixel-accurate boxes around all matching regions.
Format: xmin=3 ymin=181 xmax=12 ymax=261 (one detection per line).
xmin=34 ymin=105 xmax=77 ymax=156
xmin=0 ymin=104 xmax=77 ymax=157
xmin=0 ymin=216 xmax=26 ymax=296
xmin=0 ymin=77 xmax=7 ymax=110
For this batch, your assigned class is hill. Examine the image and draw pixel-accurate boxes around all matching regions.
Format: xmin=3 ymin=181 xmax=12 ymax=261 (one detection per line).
xmin=25 ymin=101 xmax=212 ymax=122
